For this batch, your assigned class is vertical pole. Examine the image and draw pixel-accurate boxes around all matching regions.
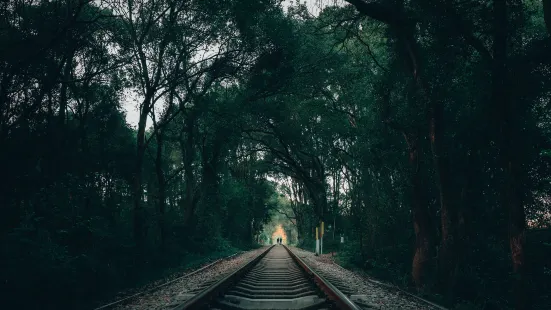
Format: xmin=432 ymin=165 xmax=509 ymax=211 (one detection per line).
xmin=333 ymin=217 xmax=336 ymax=241
xmin=315 ymin=227 xmax=319 ymax=255
xmin=320 ymin=221 xmax=324 ymax=255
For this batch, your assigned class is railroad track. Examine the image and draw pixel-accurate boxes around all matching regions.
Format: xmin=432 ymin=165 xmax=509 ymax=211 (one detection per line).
xmin=93 ymin=251 xmax=245 ymax=310
xmin=172 ymin=245 xmax=361 ymax=310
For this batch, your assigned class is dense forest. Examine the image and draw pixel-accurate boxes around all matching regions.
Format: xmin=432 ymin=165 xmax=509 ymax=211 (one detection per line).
xmin=1 ymin=0 xmax=550 ymax=309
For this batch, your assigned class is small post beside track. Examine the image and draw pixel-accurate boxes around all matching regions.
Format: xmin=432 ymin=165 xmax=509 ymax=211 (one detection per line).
xmin=315 ymin=226 xmax=320 ymax=255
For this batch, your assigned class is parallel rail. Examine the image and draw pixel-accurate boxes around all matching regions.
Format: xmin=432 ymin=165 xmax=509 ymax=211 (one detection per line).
xmin=173 ymin=245 xmax=276 ymax=310
xmin=283 ymin=245 xmax=361 ymax=310
xmin=175 ymin=244 xmax=361 ymax=310
xmin=93 ymin=251 xmax=244 ymax=310
xmin=96 ymin=245 xmax=447 ymax=310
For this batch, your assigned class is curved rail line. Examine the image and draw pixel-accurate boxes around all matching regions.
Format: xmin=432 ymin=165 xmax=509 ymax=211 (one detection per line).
xmin=173 ymin=245 xmax=362 ymax=310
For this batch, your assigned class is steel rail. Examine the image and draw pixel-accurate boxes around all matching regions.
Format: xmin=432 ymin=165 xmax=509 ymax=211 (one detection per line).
xmin=175 ymin=243 xmax=363 ymax=310
xmin=173 ymin=245 xmax=275 ymax=310
xmin=282 ymin=245 xmax=363 ymax=310
xmin=332 ymin=264 xmax=449 ymax=310
xmin=93 ymin=251 xmax=244 ymax=310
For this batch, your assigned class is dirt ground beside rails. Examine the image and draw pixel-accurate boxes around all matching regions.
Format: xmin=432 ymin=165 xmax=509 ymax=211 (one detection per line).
xmin=290 ymin=247 xmax=444 ymax=310
xmin=107 ymin=247 xmax=268 ymax=310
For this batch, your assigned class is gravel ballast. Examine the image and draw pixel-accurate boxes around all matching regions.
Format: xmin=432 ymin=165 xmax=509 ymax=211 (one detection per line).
xmin=289 ymin=247 xmax=444 ymax=310
xmin=107 ymin=247 xmax=269 ymax=310
xmin=102 ymin=245 xmax=443 ymax=310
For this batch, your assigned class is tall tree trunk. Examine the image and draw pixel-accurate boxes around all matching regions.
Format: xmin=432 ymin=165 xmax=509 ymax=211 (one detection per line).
xmin=332 ymin=169 xmax=340 ymax=241
xmin=396 ymin=19 xmax=459 ymax=293
xmin=0 ymin=71 xmax=12 ymax=142
xmin=59 ymin=52 xmax=73 ymax=127
xmin=368 ymin=0 xmax=457 ymax=287
xmin=455 ymin=150 xmax=475 ymax=291
xmin=382 ymin=88 xmax=434 ymax=289
xmin=133 ymin=96 xmax=151 ymax=249
xmin=57 ymin=51 xmax=74 ymax=174
xmin=182 ymin=113 xmax=197 ymax=227
xmin=493 ymin=1 xmax=527 ymax=308
xmin=428 ymin=102 xmax=458 ymax=296
xmin=304 ymin=180 xmax=328 ymax=222
xmin=155 ymin=128 xmax=166 ymax=250
xmin=199 ymin=153 xmax=220 ymax=237
xmin=544 ymin=0 xmax=551 ymax=36
xmin=507 ymin=161 xmax=526 ymax=309
xmin=405 ymin=133 xmax=433 ymax=289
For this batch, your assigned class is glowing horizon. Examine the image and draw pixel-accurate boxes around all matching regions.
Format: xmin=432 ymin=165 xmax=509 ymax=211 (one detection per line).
xmin=271 ymin=224 xmax=288 ymax=244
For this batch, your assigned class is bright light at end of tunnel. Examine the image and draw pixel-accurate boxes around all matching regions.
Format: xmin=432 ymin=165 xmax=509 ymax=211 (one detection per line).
xmin=271 ymin=224 xmax=287 ymax=244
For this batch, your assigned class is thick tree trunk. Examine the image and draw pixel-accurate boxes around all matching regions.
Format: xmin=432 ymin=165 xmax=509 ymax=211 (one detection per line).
xmin=133 ymin=97 xmax=151 ymax=249
xmin=59 ymin=53 xmax=73 ymax=127
xmin=405 ymin=133 xmax=433 ymax=289
xmin=56 ymin=52 xmax=74 ymax=175
xmin=290 ymin=180 xmax=306 ymax=244
xmin=454 ymin=150 xmax=475 ymax=290
xmin=0 ymin=71 xmax=13 ymax=143
xmin=182 ymin=115 xmax=197 ymax=227
xmin=392 ymin=14 xmax=460 ymax=291
xmin=428 ymin=102 xmax=458 ymax=296
xmin=304 ymin=180 xmax=327 ymax=222
xmin=508 ymin=165 xmax=526 ymax=310
xmin=493 ymin=1 xmax=527 ymax=308
xmin=199 ymin=156 xmax=220 ymax=236
xmin=363 ymin=0 xmax=456 ymax=289
xmin=295 ymin=209 xmax=303 ymax=244
xmin=544 ymin=0 xmax=551 ymax=36
xmin=155 ymin=129 xmax=166 ymax=250
xmin=382 ymin=91 xmax=434 ymax=289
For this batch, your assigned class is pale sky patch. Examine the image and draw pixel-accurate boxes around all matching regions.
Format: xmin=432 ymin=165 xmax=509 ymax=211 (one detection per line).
xmin=121 ymin=0 xmax=346 ymax=129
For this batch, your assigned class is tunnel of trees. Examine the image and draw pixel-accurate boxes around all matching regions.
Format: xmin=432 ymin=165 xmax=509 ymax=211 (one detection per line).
xmin=1 ymin=0 xmax=550 ymax=309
